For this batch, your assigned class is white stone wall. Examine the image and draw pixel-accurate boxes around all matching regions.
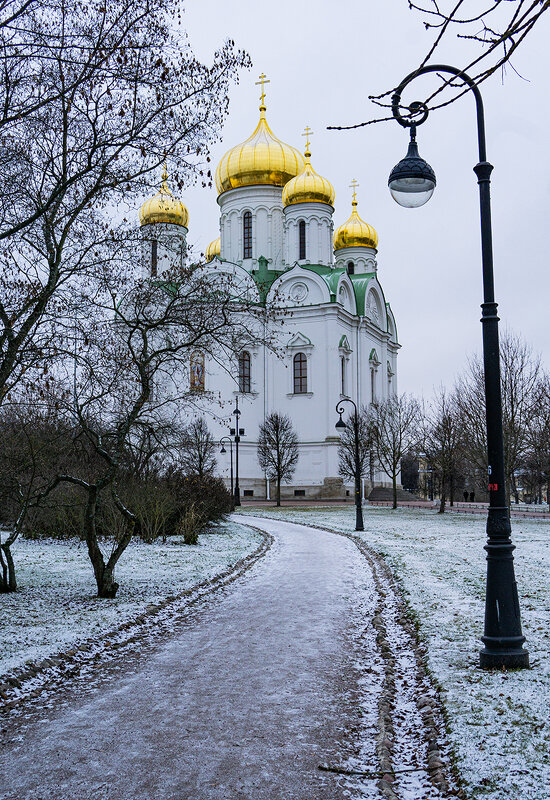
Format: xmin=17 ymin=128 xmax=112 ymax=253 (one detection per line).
xmin=218 ymin=185 xmax=285 ymax=269
xmin=283 ymin=202 xmax=334 ymax=267
xmin=140 ymin=222 xmax=187 ymax=277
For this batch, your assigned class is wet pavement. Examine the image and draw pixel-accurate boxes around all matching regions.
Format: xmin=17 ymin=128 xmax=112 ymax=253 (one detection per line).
xmin=0 ymin=516 xmax=379 ymax=800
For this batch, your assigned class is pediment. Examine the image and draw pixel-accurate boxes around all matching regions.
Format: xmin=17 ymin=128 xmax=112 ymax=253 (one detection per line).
xmin=287 ymin=331 xmax=313 ymax=349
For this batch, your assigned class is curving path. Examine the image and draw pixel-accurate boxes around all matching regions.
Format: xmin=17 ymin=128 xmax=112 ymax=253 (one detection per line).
xmin=0 ymin=516 xmax=381 ymax=800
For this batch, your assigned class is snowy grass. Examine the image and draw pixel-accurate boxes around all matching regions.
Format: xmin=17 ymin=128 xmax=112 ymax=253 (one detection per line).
xmin=241 ymin=505 xmax=550 ymax=800
xmin=0 ymin=521 xmax=261 ymax=676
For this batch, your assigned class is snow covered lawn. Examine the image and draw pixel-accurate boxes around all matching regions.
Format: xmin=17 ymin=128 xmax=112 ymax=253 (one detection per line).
xmin=242 ymin=505 xmax=550 ymax=800
xmin=0 ymin=521 xmax=261 ymax=676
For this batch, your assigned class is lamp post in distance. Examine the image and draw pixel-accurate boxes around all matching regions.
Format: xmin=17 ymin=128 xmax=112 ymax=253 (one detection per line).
xmin=387 ymin=63 xmax=528 ymax=670
xmin=220 ymin=436 xmax=234 ymax=505
xmin=335 ymin=397 xmax=364 ymax=532
xmin=231 ymin=396 xmax=244 ymax=507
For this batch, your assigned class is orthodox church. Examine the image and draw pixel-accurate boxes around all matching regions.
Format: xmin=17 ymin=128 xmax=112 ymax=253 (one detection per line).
xmin=138 ymin=77 xmax=399 ymax=499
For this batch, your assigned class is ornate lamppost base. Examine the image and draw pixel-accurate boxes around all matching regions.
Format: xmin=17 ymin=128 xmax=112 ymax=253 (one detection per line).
xmin=479 ymin=647 xmax=530 ymax=670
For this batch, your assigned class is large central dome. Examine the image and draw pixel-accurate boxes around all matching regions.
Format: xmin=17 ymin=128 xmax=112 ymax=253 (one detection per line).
xmin=215 ymin=101 xmax=304 ymax=196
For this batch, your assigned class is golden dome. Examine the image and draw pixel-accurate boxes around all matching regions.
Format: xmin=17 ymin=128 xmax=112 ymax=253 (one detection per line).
xmin=215 ymin=81 xmax=304 ymax=195
xmin=205 ymin=236 xmax=221 ymax=262
xmin=282 ymin=135 xmax=334 ymax=207
xmin=139 ymin=166 xmax=189 ymax=228
xmin=333 ymin=186 xmax=378 ymax=250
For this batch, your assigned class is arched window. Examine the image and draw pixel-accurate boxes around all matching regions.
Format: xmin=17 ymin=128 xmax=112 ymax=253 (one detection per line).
xmin=347 ymin=261 xmax=354 ymax=275
xmin=299 ymin=220 xmax=306 ymax=260
xmin=293 ymin=352 xmax=307 ymax=394
xmin=243 ymin=211 xmax=252 ymax=259
xmin=238 ymin=351 xmax=251 ymax=393
xmin=190 ymin=351 xmax=205 ymax=392
xmin=151 ymin=239 xmax=158 ymax=277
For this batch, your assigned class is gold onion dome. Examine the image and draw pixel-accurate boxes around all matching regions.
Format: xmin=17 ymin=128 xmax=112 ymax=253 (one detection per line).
xmin=205 ymin=236 xmax=221 ymax=262
xmin=333 ymin=186 xmax=378 ymax=250
xmin=282 ymin=134 xmax=334 ymax=207
xmin=215 ymin=75 xmax=305 ymax=195
xmin=139 ymin=166 xmax=189 ymax=228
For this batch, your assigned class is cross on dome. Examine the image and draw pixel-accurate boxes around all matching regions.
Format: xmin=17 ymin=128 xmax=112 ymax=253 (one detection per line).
xmin=349 ymin=179 xmax=360 ymax=206
xmin=255 ymin=73 xmax=270 ymax=111
xmin=302 ymin=126 xmax=314 ymax=157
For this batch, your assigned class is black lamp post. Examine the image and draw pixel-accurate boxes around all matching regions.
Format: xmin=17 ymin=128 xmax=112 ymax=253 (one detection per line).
xmin=335 ymin=398 xmax=364 ymax=532
xmin=232 ymin=396 xmax=242 ymax=508
xmin=388 ymin=64 xmax=528 ymax=670
xmin=220 ymin=436 xmax=234 ymax=499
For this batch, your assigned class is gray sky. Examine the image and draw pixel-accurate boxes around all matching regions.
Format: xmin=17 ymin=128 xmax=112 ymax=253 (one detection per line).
xmin=178 ymin=0 xmax=549 ymax=398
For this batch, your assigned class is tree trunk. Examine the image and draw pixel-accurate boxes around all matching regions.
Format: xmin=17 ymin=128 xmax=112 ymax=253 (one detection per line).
xmin=0 ymin=542 xmax=17 ymax=593
xmin=392 ymin=473 xmax=397 ymax=509
xmin=84 ymin=487 xmax=119 ymax=598
xmin=450 ymin=473 xmax=454 ymax=506
xmin=276 ymin=477 xmax=281 ymax=507
xmin=438 ymin=485 xmax=447 ymax=514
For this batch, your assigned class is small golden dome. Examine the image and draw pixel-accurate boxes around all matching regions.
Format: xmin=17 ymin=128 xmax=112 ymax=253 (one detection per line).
xmin=215 ymin=80 xmax=304 ymax=195
xmin=139 ymin=166 xmax=189 ymax=228
xmin=205 ymin=236 xmax=221 ymax=262
xmin=282 ymin=136 xmax=334 ymax=207
xmin=333 ymin=186 xmax=378 ymax=250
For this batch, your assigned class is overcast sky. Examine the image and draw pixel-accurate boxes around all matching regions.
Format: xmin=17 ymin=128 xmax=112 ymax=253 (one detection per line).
xmin=176 ymin=0 xmax=549 ymax=398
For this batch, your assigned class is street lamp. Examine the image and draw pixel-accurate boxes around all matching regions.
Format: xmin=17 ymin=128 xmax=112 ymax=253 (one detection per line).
xmin=231 ymin=396 xmax=242 ymax=508
xmin=220 ymin=436 xmax=234 ymax=500
xmin=388 ymin=64 xmax=528 ymax=670
xmin=335 ymin=398 xmax=364 ymax=532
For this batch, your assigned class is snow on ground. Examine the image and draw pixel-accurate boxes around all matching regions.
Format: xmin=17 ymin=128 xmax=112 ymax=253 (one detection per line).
xmin=0 ymin=521 xmax=261 ymax=676
xmin=242 ymin=505 xmax=550 ymax=800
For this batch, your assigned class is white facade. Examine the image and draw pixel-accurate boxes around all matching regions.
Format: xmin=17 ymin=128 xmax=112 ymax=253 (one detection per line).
xmin=139 ymin=104 xmax=400 ymax=499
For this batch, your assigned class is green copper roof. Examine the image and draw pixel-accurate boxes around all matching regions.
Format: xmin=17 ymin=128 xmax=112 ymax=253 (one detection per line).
xmin=349 ymin=272 xmax=375 ymax=316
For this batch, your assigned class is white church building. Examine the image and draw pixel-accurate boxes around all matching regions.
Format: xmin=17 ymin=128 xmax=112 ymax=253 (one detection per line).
xmin=137 ymin=79 xmax=400 ymax=499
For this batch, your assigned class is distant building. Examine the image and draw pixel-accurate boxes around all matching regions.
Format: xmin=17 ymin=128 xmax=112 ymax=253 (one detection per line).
xmin=138 ymin=79 xmax=400 ymax=499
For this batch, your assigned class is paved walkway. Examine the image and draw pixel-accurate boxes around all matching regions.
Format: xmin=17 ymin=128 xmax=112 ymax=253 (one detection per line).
xmin=0 ymin=517 xmax=379 ymax=800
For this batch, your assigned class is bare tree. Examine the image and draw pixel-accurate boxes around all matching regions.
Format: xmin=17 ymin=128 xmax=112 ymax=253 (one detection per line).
xmin=0 ymin=0 xmax=250 ymax=405
xmin=337 ymin=404 xmax=376 ymax=488
xmin=456 ymin=330 xmax=541 ymax=504
xmin=522 ymin=374 xmax=550 ymax=505
xmin=422 ymin=387 xmax=464 ymax=513
xmin=28 ymin=266 xmax=263 ymax=598
xmin=176 ymin=417 xmax=217 ymax=478
xmin=373 ymin=393 xmax=420 ymax=509
xmin=328 ymin=1 xmax=549 ymax=130
xmin=257 ymin=412 xmax=299 ymax=507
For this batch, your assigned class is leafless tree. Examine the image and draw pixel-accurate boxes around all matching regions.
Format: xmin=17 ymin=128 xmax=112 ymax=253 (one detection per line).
xmin=522 ymin=374 xmax=550 ymax=504
xmin=29 ymin=267 xmax=263 ymax=598
xmin=0 ymin=0 xmax=250 ymax=405
xmin=337 ymin=405 xmax=376 ymax=488
xmin=328 ymin=1 xmax=549 ymax=130
xmin=257 ymin=412 xmax=299 ymax=507
xmin=176 ymin=417 xmax=217 ymax=478
xmin=373 ymin=393 xmax=421 ymax=509
xmin=456 ymin=329 xmax=541 ymax=503
xmin=422 ymin=387 xmax=464 ymax=512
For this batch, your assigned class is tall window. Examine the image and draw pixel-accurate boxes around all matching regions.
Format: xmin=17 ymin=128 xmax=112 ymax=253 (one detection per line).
xmin=293 ymin=352 xmax=307 ymax=394
xmin=371 ymin=368 xmax=376 ymax=404
xmin=347 ymin=261 xmax=354 ymax=275
xmin=151 ymin=239 xmax=158 ymax=277
xmin=238 ymin=351 xmax=251 ymax=393
xmin=243 ymin=211 xmax=252 ymax=258
xmin=299 ymin=220 xmax=306 ymax=260
xmin=341 ymin=356 xmax=346 ymax=395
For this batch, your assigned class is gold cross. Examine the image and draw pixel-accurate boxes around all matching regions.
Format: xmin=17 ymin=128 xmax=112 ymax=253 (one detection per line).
xmin=255 ymin=73 xmax=270 ymax=107
xmin=349 ymin=179 xmax=359 ymax=203
xmin=302 ymin=126 xmax=314 ymax=153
